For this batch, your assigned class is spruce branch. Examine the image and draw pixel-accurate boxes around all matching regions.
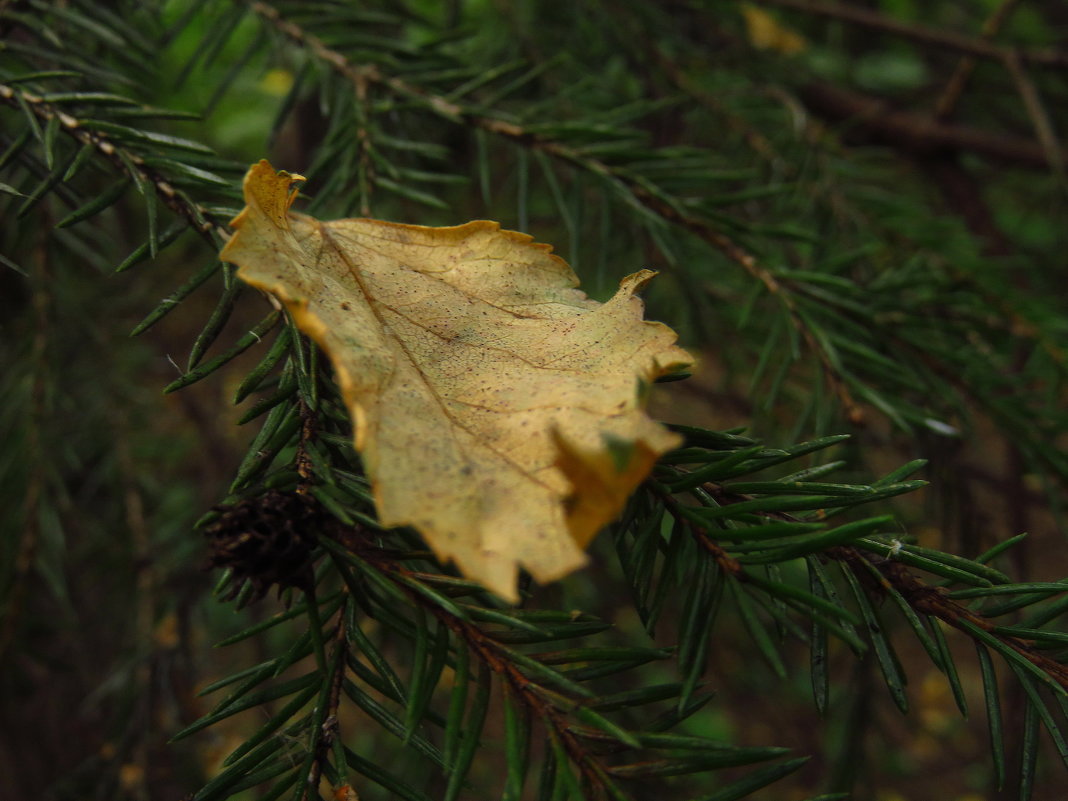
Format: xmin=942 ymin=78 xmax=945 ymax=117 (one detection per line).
xmin=0 ymin=82 xmax=227 ymax=247
xmin=831 ymin=546 xmax=1068 ymax=692
xmin=679 ymin=476 xmax=1068 ymax=692
xmin=300 ymin=615 xmax=350 ymax=801
xmin=329 ymin=526 xmax=634 ymax=799
xmin=650 ymin=482 xmax=746 ymax=580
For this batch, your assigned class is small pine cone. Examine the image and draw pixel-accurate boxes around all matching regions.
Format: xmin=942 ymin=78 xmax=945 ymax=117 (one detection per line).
xmin=204 ymin=490 xmax=324 ymax=601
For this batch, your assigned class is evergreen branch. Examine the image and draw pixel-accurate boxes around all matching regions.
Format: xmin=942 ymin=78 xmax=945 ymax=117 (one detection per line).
xmin=834 ymin=546 xmax=1068 ymax=691
xmin=329 ymin=527 xmax=630 ymax=798
xmin=645 ymin=43 xmax=784 ymax=170
xmin=687 ymin=477 xmax=1068 ymax=692
xmin=650 ymin=483 xmax=745 ymax=579
xmin=301 ymin=617 xmax=349 ymax=801
xmin=0 ymin=82 xmax=226 ymax=246
xmin=743 ymin=0 xmax=1068 ymax=69
xmin=247 ymin=0 xmax=864 ymax=424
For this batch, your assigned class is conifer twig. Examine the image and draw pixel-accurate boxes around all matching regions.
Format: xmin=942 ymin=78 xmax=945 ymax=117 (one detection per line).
xmin=0 ymin=83 xmax=227 ymax=246
xmin=691 ymin=480 xmax=1068 ymax=691
xmin=651 ymin=484 xmax=745 ymax=579
xmin=302 ymin=619 xmax=349 ymax=801
xmin=329 ymin=526 xmax=622 ymax=796
xmin=832 ymin=546 xmax=1068 ymax=691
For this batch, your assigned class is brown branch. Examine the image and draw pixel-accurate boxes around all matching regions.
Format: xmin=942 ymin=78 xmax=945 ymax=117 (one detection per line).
xmin=672 ymin=479 xmax=1068 ymax=692
xmin=249 ymin=0 xmax=864 ymax=424
xmin=650 ymin=483 xmax=745 ymax=579
xmin=354 ymin=70 xmax=374 ymax=218
xmin=798 ymin=81 xmax=1066 ymax=170
xmin=294 ymin=398 xmax=317 ymax=490
xmin=303 ymin=620 xmax=349 ymax=801
xmin=299 ymin=619 xmax=348 ymax=801
xmin=934 ymin=0 xmax=1022 ymax=120
xmin=0 ymin=83 xmax=227 ymax=247
xmin=329 ymin=527 xmax=620 ymax=795
xmin=832 ymin=545 xmax=1068 ymax=691
xmin=1000 ymin=51 xmax=1065 ymax=176
xmin=744 ymin=0 xmax=1068 ymax=70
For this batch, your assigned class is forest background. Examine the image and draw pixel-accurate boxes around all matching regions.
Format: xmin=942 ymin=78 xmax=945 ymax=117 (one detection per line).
xmin=3 ymin=1 xmax=1068 ymax=800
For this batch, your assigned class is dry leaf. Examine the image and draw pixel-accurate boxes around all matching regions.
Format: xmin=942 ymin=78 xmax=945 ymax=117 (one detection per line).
xmin=741 ymin=4 xmax=807 ymax=56
xmin=221 ymin=161 xmax=692 ymax=600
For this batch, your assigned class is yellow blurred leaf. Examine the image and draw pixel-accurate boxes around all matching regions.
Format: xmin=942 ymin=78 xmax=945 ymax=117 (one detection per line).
xmin=118 ymin=763 xmax=145 ymax=793
xmin=741 ymin=4 xmax=807 ymax=55
xmin=153 ymin=611 xmax=179 ymax=649
xmin=221 ymin=161 xmax=692 ymax=601
xmin=259 ymin=68 xmax=295 ymax=96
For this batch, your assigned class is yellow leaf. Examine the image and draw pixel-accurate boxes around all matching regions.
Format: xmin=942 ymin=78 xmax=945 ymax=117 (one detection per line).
xmin=221 ymin=161 xmax=692 ymax=601
xmin=741 ymin=4 xmax=807 ymax=56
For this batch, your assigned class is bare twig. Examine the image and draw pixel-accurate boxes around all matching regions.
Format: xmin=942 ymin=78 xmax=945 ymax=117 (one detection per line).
xmin=1000 ymin=51 xmax=1065 ymax=178
xmin=798 ymin=82 xmax=1066 ymax=170
xmin=934 ymin=0 xmax=1021 ymax=120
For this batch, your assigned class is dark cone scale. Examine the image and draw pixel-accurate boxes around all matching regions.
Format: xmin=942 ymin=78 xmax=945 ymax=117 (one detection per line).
xmin=205 ymin=490 xmax=325 ymax=602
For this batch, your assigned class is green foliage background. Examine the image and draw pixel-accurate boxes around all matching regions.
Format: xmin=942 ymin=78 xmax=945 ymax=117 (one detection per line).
xmin=2 ymin=1 xmax=1068 ymax=800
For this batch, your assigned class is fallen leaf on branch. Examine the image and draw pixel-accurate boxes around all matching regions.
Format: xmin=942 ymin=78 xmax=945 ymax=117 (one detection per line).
xmin=221 ymin=160 xmax=692 ymax=601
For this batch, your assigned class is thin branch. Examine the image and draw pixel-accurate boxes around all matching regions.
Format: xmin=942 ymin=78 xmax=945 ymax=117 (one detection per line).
xmin=686 ymin=479 xmax=1068 ymax=691
xmin=650 ymin=482 xmax=745 ymax=579
xmin=797 ymin=81 xmax=1066 ymax=170
xmin=832 ymin=545 xmax=1068 ymax=690
xmin=303 ymin=619 xmax=349 ymax=801
xmin=1000 ymin=51 xmax=1065 ymax=177
xmin=330 ymin=527 xmax=623 ymax=796
xmin=744 ymin=0 xmax=1068 ymax=70
xmin=934 ymin=0 xmax=1022 ymax=120
xmin=647 ymin=43 xmax=785 ymax=171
